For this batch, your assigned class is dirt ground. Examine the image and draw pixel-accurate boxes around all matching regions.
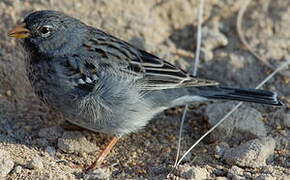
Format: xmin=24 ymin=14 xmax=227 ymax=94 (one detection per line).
xmin=0 ymin=0 xmax=290 ymax=179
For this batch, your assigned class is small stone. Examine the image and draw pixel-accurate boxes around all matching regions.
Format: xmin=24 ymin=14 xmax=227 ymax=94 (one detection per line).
xmin=216 ymin=177 xmax=229 ymax=180
xmin=215 ymin=142 xmax=230 ymax=156
xmin=243 ymin=172 xmax=252 ymax=179
xmin=198 ymin=21 xmax=228 ymax=61
xmin=49 ymin=161 xmax=56 ymax=167
xmin=83 ymin=168 xmax=110 ymax=180
xmin=178 ymin=165 xmax=209 ymax=180
xmin=202 ymin=27 xmax=228 ymax=50
xmin=205 ymin=102 xmax=267 ymax=142
xmin=223 ymin=137 xmax=276 ymax=168
xmin=227 ymin=166 xmax=244 ymax=180
xmin=38 ymin=126 xmax=64 ymax=141
xmin=233 ymin=109 xmax=266 ymax=138
xmin=0 ymin=149 xmax=14 ymax=178
xmin=57 ymin=131 xmax=98 ymax=154
xmin=14 ymin=165 xmax=22 ymax=174
xmin=6 ymin=90 xmax=12 ymax=96
xmin=45 ymin=146 xmax=56 ymax=157
xmin=27 ymin=156 xmax=44 ymax=170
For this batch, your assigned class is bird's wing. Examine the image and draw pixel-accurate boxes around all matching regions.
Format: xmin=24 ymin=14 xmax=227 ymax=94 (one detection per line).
xmin=128 ymin=49 xmax=219 ymax=90
xmin=84 ymin=28 xmax=219 ymax=90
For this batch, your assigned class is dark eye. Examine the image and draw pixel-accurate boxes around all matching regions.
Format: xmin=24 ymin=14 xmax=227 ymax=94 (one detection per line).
xmin=38 ymin=25 xmax=52 ymax=37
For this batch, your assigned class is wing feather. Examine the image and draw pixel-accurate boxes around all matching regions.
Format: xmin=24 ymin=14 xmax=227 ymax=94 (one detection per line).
xmin=84 ymin=28 xmax=219 ymax=90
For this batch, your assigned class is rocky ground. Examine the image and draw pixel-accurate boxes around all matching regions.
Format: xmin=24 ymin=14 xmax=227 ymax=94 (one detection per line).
xmin=0 ymin=0 xmax=290 ymax=179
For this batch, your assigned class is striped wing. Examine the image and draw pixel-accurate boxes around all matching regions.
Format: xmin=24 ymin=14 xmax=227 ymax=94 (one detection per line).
xmin=84 ymin=27 xmax=219 ymax=90
xmin=133 ymin=50 xmax=219 ymax=90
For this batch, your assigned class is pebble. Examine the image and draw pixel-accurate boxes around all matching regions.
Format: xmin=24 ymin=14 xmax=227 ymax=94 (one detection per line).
xmin=27 ymin=156 xmax=44 ymax=170
xmin=83 ymin=168 xmax=110 ymax=180
xmin=223 ymin=137 xmax=276 ymax=168
xmin=216 ymin=177 xmax=229 ymax=180
xmin=45 ymin=146 xmax=56 ymax=157
xmin=215 ymin=142 xmax=230 ymax=156
xmin=227 ymin=166 xmax=244 ymax=180
xmin=14 ymin=165 xmax=22 ymax=174
xmin=205 ymin=102 xmax=267 ymax=142
xmin=199 ymin=21 xmax=228 ymax=61
xmin=178 ymin=164 xmax=209 ymax=180
xmin=0 ymin=149 xmax=14 ymax=178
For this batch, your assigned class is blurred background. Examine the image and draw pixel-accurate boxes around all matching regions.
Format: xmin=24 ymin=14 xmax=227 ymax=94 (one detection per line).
xmin=0 ymin=0 xmax=290 ymax=179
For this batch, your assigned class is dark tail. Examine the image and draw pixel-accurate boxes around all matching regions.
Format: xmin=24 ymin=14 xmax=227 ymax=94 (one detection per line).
xmin=197 ymin=86 xmax=283 ymax=106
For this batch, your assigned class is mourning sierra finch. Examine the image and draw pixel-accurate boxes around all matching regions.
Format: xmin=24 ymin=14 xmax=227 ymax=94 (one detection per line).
xmin=8 ymin=10 xmax=282 ymax=168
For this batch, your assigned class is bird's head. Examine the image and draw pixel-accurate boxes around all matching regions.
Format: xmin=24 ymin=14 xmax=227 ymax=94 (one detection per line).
xmin=8 ymin=10 xmax=88 ymax=56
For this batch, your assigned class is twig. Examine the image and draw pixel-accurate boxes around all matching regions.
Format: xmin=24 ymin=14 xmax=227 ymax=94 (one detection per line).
xmin=172 ymin=105 xmax=188 ymax=172
xmin=169 ymin=0 xmax=205 ymax=177
xmin=191 ymin=0 xmax=204 ymax=76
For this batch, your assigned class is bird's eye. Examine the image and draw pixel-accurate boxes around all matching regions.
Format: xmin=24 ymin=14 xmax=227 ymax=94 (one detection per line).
xmin=38 ymin=25 xmax=52 ymax=37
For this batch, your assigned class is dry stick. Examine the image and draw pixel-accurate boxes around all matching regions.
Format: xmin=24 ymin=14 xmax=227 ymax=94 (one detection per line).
xmin=171 ymin=0 xmax=205 ymax=175
xmin=237 ymin=0 xmax=289 ymax=77
xmin=191 ymin=0 xmax=204 ymax=76
xmin=173 ymin=57 xmax=290 ymax=169
xmin=172 ymin=104 xmax=188 ymax=169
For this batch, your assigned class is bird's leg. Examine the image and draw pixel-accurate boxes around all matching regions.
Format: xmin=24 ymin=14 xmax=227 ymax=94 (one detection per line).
xmin=84 ymin=136 xmax=119 ymax=171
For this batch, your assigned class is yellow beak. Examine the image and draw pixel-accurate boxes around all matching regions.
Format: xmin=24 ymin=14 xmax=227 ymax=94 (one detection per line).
xmin=8 ymin=23 xmax=30 ymax=39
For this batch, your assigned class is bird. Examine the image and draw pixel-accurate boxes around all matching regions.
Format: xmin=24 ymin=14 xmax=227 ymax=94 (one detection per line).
xmin=8 ymin=10 xmax=282 ymax=169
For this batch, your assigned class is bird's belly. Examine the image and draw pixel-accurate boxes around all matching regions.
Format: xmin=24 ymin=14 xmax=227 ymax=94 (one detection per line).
xmin=27 ymin=65 xmax=156 ymax=136
xmin=61 ymin=92 xmax=155 ymax=136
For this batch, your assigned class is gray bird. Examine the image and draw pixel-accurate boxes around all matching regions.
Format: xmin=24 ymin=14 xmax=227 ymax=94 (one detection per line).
xmin=8 ymin=10 xmax=282 ymax=169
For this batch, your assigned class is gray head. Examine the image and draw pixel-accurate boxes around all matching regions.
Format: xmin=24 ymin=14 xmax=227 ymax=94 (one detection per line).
xmin=8 ymin=10 xmax=88 ymax=55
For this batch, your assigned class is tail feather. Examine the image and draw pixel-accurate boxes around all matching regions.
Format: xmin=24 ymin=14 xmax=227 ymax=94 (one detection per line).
xmin=197 ymin=86 xmax=283 ymax=106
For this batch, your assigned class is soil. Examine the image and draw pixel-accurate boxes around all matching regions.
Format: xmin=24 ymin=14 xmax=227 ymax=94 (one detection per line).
xmin=0 ymin=0 xmax=290 ymax=179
